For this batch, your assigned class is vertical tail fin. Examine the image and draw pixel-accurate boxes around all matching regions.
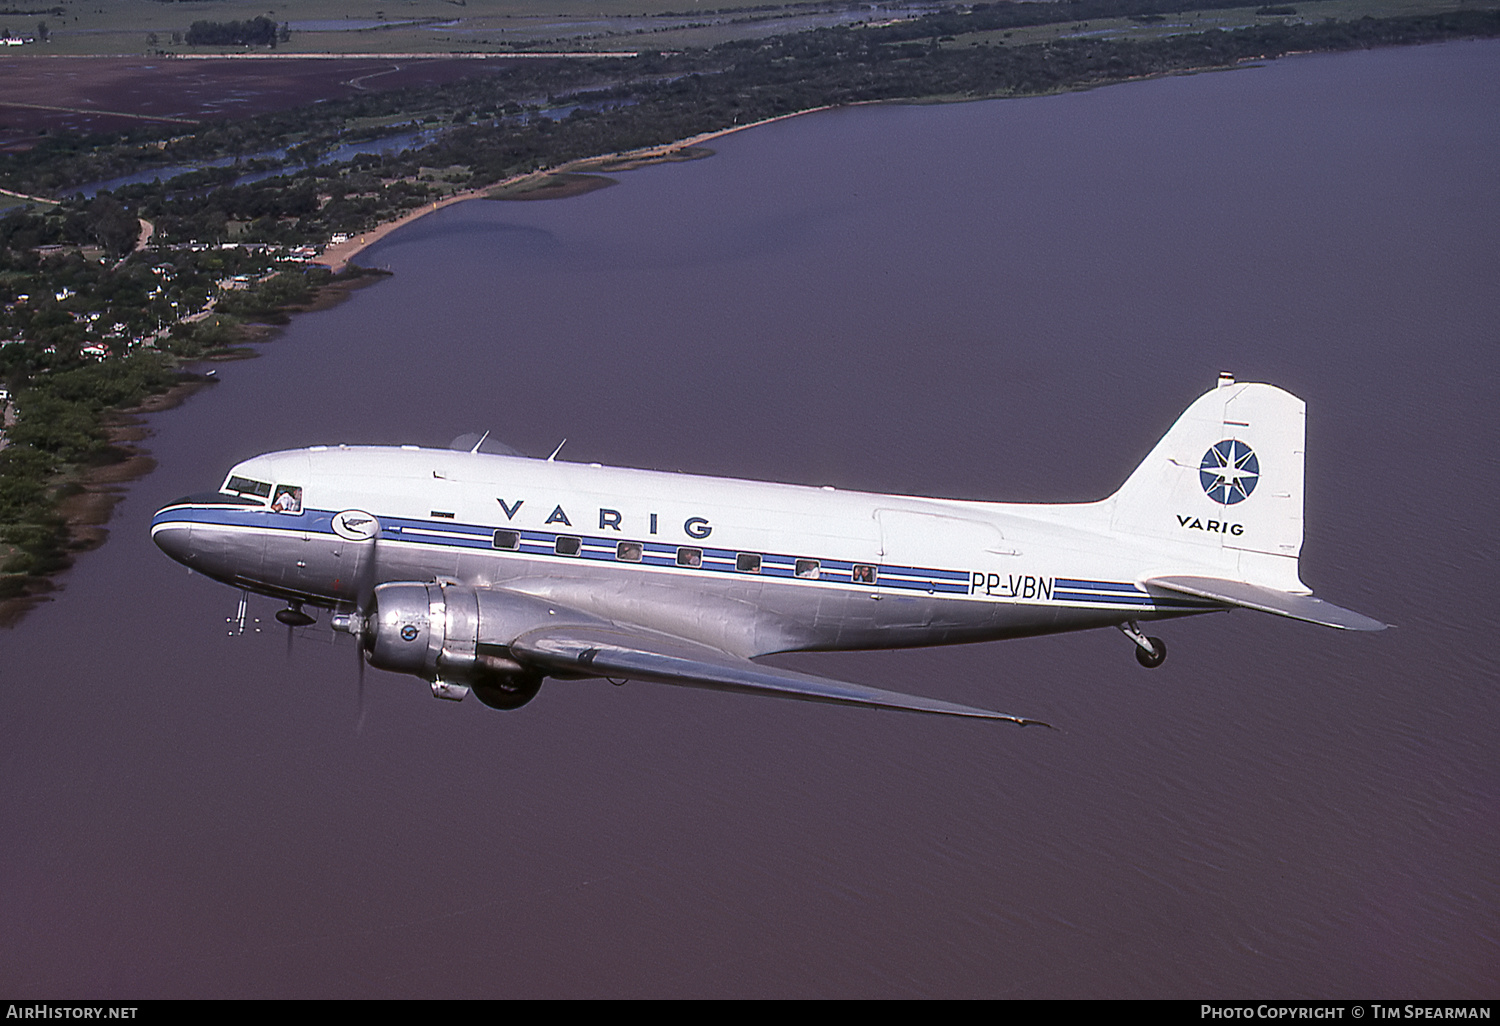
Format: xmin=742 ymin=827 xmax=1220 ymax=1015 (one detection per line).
xmin=1108 ymin=374 xmax=1307 ymax=593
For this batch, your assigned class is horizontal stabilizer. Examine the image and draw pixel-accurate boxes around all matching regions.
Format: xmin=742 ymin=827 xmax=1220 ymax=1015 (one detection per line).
xmin=512 ymin=625 xmax=1050 ymax=727
xmin=1146 ymin=576 xmax=1387 ymax=632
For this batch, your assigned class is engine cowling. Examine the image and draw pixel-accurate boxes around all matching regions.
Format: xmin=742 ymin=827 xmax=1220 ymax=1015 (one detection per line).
xmin=362 ymin=581 xmax=547 ymax=708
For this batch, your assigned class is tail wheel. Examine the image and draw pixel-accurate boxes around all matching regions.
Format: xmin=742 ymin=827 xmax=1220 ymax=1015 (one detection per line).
xmin=1135 ymin=637 xmax=1167 ymax=669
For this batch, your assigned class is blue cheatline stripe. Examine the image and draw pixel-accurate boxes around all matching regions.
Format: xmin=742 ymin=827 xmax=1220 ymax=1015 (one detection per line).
xmin=154 ymin=503 xmax=1210 ymax=609
xmin=882 ymin=563 xmax=971 ymax=582
xmin=1053 ymin=578 xmax=1221 ymax=610
xmin=1055 ymin=578 xmax=1142 ymax=593
xmin=1053 ymin=589 xmax=1152 ymax=606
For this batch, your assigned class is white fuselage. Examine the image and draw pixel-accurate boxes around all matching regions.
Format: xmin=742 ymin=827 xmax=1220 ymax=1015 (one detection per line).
xmin=152 ymin=444 xmax=1222 ymax=659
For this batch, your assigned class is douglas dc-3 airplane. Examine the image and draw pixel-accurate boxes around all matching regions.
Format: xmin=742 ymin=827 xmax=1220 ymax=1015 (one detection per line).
xmin=151 ymin=374 xmax=1384 ymax=726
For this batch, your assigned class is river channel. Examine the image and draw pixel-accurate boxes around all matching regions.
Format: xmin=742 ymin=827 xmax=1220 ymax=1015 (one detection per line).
xmin=0 ymin=40 xmax=1495 ymax=997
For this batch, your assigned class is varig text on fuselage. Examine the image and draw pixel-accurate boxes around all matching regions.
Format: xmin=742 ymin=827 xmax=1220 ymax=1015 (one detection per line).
xmin=496 ymin=497 xmax=712 ymax=539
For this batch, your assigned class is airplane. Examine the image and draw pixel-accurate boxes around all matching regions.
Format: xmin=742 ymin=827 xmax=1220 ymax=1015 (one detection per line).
xmin=150 ymin=374 xmax=1384 ymax=727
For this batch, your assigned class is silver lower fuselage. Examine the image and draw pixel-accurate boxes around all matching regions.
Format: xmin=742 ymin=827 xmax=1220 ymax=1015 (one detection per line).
xmin=151 ymin=499 xmax=1213 ymax=659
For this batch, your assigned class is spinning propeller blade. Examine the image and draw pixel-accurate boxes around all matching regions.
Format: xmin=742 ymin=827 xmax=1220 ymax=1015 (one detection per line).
xmin=349 ymin=515 xmax=382 ymax=733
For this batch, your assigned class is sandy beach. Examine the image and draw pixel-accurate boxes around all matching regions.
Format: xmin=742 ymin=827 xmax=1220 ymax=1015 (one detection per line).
xmin=319 ymin=106 xmax=838 ymax=271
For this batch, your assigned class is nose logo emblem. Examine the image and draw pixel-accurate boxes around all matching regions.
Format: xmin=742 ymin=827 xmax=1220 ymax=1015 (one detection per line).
xmin=400 ymin=625 xmax=420 ymax=642
xmin=332 ymin=509 xmax=380 ymax=541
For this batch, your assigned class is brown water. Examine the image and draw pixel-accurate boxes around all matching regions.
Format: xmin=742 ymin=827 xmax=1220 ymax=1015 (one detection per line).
xmin=0 ymin=40 xmax=1495 ymax=997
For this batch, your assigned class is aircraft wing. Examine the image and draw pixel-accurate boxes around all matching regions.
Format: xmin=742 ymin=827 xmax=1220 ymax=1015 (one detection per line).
xmin=1145 ymin=576 xmax=1387 ymax=631
xmin=509 ymin=624 xmax=1050 ymax=727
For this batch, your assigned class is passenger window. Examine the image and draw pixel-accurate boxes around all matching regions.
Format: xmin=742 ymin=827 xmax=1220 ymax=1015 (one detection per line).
xmin=852 ymin=563 xmax=878 ymax=585
xmin=795 ymin=559 xmax=820 ymax=579
xmin=616 ymin=541 xmax=643 ymax=562
xmin=493 ymin=530 xmax=519 ymax=550
xmin=736 ymin=553 xmax=762 ymax=573
xmin=555 ymin=536 xmax=581 ymax=557
xmin=676 ymin=547 xmax=702 ymax=568
xmin=271 ymin=484 xmax=302 ymax=514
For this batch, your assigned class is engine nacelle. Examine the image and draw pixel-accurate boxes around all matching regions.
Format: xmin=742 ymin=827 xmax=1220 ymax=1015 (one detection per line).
xmin=363 ymin=581 xmax=552 ymax=708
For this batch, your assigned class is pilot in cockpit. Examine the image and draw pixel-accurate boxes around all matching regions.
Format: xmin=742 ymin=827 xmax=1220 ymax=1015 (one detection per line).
xmin=271 ymin=485 xmax=302 ymax=514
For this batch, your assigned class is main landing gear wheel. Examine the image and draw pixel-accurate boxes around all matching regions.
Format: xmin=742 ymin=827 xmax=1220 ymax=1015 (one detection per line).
xmin=1134 ymin=636 xmax=1167 ymax=669
xmin=1119 ymin=621 xmax=1167 ymax=669
xmin=472 ymin=673 xmax=544 ymax=711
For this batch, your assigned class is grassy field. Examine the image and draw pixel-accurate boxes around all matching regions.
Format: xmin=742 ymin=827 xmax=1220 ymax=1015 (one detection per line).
xmin=13 ymin=0 xmax=1487 ymax=57
xmin=942 ymin=0 xmax=1500 ymax=49
xmin=7 ymin=0 xmax=840 ymax=55
xmin=5 ymin=0 xmax=1498 ymax=55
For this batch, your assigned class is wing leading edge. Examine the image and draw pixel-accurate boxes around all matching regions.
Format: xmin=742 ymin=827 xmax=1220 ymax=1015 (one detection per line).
xmin=510 ymin=625 xmax=1051 ymax=727
xmin=1145 ymin=576 xmax=1387 ymax=632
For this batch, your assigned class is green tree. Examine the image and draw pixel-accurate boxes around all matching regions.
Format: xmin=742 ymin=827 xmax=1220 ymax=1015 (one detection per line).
xmin=85 ymin=197 xmax=139 ymax=257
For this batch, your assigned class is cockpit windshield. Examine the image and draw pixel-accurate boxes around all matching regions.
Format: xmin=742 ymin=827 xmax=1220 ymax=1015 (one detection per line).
xmin=224 ymin=475 xmax=272 ymax=502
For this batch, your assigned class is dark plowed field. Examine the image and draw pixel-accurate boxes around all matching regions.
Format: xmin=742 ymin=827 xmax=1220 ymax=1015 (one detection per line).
xmin=0 ymin=56 xmax=550 ymax=150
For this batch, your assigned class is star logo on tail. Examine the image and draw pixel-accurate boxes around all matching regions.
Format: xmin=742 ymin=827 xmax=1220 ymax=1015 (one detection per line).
xmin=1199 ymin=440 xmax=1259 ymax=505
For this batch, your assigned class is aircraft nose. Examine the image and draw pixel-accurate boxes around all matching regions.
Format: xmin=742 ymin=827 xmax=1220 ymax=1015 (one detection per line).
xmin=150 ymin=505 xmax=194 ymax=567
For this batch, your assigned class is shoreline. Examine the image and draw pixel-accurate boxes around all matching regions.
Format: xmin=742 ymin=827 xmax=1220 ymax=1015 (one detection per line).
xmin=320 ymin=106 xmax=838 ymax=271
xmin=0 ymin=376 xmax=209 ymax=627
xmin=7 ymin=27 xmax=1480 ymax=625
xmin=0 ymin=110 xmax=829 ymax=627
xmin=0 ymin=79 xmax=1296 ymax=627
xmin=0 ymin=268 xmax=389 ymax=628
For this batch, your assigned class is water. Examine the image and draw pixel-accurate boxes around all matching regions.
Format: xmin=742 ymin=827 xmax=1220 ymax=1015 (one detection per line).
xmin=74 ymin=128 xmax=444 ymax=199
xmin=0 ymin=41 xmax=1495 ymax=997
xmin=286 ymin=20 xmax=428 ymax=32
xmin=75 ymin=105 xmax=626 ymax=198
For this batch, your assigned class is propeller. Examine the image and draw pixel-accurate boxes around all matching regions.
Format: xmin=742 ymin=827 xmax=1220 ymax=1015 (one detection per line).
xmin=355 ymin=635 xmax=367 ymax=735
xmin=331 ymin=510 xmax=382 ymax=733
xmin=351 ymin=523 xmax=380 ymax=733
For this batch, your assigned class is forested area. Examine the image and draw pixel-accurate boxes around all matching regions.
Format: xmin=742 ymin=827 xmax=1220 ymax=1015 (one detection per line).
xmin=184 ymin=17 xmax=286 ymax=47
